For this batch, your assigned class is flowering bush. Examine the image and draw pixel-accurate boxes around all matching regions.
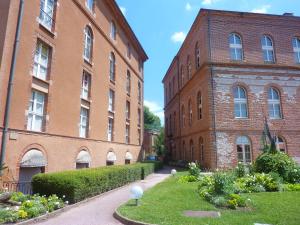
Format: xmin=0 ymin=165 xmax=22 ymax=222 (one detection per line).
xmin=188 ymin=162 xmax=201 ymax=178
xmin=178 ymin=175 xmax=197 ymax=183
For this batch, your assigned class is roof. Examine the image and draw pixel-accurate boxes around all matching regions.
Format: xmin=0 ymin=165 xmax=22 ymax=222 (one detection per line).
xmin=105 ymin=0 xmax=148 ymax=61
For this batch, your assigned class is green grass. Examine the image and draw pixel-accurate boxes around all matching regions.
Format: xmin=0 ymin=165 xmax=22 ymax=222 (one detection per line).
xmin=118 ymin=172 xmax=300 ymax=225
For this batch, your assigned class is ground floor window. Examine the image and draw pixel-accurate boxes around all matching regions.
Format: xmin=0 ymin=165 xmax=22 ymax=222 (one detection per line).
xmin=236 ymin=136 xmax=251 ymax=164
xmin=276 ymin=136 xmax=286 ymax=153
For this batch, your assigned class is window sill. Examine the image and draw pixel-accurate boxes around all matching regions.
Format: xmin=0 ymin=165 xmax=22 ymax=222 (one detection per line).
xmin=234 ymin=117 xmax=249 ymax=120
xmin=38 ymin=21 xmax=56 ymax=37
xmin=108 ymin=110 xmax=115 ymax=114
xmin=32 ymin=75 xmax=50 ymax=85
xmin=81 ymin=97 xmax=91 ymax=103
xmin=110 ymin=80 xmax=116 ymax=85
xmin=84 ymin=58 xmax=93 ymax=67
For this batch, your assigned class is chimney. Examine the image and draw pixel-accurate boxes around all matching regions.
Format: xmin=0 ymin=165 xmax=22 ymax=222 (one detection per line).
xmin=283 ymin=12 xmax=294 ymax=16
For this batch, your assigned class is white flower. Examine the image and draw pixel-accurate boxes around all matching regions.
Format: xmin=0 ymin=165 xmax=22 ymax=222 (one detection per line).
xmin=65 ymin=201 xmax=69 ymax=204
xmin=55 ymin=202 xmax=59 ymax=205
xmin=62 ymin=195 xmax=66 ymax=198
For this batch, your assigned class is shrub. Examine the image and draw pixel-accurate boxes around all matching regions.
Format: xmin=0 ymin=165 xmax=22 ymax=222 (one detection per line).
xmin=235 ymin=163 xmax=246 ymax=178
xmin=282 ymin=183 xmax=300 ymax=191
xmin=188 ymin=162 xmax=201 ymax=177
xmin=32 ymin=162 xmax=161 ymax=203
xmin=178 ymin=175 xmax=197 ymax=183
xmin=212 ymin=172 xmax=235 ymax=195
xmin=255 ymin=152 xmax=300 ymax=183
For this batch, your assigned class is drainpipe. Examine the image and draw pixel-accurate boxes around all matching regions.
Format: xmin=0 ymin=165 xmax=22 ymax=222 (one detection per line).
xmin=0 ymin=0 xmax=25 ymax=171
xmin=207 ymin=11 xmax=218 ymax=169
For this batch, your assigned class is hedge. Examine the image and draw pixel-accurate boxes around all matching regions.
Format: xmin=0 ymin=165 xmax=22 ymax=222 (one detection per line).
xmin=32 ymin=161 xmax=163 ymax=203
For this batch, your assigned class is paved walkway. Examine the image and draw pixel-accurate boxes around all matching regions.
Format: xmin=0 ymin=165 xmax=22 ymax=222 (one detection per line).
xmin=34 ymin=167 xmax=171 ymax=225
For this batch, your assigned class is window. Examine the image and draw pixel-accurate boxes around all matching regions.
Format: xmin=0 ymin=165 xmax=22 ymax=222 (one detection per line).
xmin=86 ymin=0 xmax=94 ymax=12
xmin=169 ymin=82 xmax=171 ymax=99
xmin=139 ymin=59 xmax=143 ymax=73
xmin=138 ymin=108 xmax=141 ymax=126
xmin=187 ymin=56 xmax=192 ymax=80
xmin=109 ymin=52 xmax=116 ymax=82
xmin=181 ymin=66 xmax=184 ymax=87
xmin=268 ymin=87 xmax=282 ymax=119
xmin=84 ymin=26 xmax=93 ymax=61
xmin=195 ymin=42 xmax=200 ymax=69
xmin=261 ymin=35 xmax=275 ymax=63
xmin=199 ymin=137 xmax=204 ymax=162
xmin=125 ymin=125 xmax=130 ymax=144
xmin=108 ymin=118 xmax=114 ymax=141
xmin=292 ymin=37 xmax=300 ymax=63
xmin=127 ymin=43 xmax=131 ymax=59
xmin=33 ymin=41 xmax=50 ymax=80
xmin=276 ymin=136 xmax=286 ymax=152
xmin=110 ymin=21 xmax=116 ymax=40
xmin=81 ymin=71 xmax=91 ymax=100
xmin=173 ymin=112 xmax=176 ymax=135
xmin=188 ymin=99 xmax=193 ymax=126
xmin=182 ymin=141 xmax=186 ymax=161
xmin=229 ymin=33 xmax=243 ymax=61
xmin=138 ymin=129 xmax=141 ymax=145
xmin=27 ymin=90 xmax=46 ymax=132
xmin=181 ymin=105 xmax=185 ymax=128
xmin=79 ymin=107 xmax=89 ymax=138
xmin=172 ymin=77 xmax=175 ymax=96
xmin=126 ymin=70 xmax=131 ymax=95
xmin=108 ymin=89 xmax=115 ymax=112
xmin=234 ymin=86 xmax=248 ymax=118
xmin=190 ymin=140 xmax=194 ymax=161
xmin=169 ymin=114 xmax=172 ymax=135
xmin=39 ymin=0 xmax=56 ymax=30
xmin=138 ymin=81 xmax=142 ymax=103
xmin=197 ymin=91 xmax=202 ymax=120
xmin=126 ymin=101 xmax=130 ymax=120
xmin=236 ymin=136 xmax=251 ymax=164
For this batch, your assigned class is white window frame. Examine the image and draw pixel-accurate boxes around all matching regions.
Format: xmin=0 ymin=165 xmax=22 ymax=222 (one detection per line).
xmin=126 ymin=101 xmax=130 ymax=120
xmin=293 ymin=37 xmax=300 ymax=63
xmin=125 ymin=125 xmax=130 ymax=144
xmin=126 ymin=71 xmax=131 ymax=95
xmin=79 ymin=107 xmax=89 ymax=138
xmin=39 ymin=0 xmax=55 ymax=30
xmin=27 ymin=90 xmax=46 ymax=132
xmin=261 ymin=35 xmax=275 ymax=63
xmin=86 ymin=0 xmax=94 ymax=12
xmin=108 ymin=89 xmax=115 ymax=112
xmin=268 ymin=87 xmax=282 ymax=119
xmin=236 ymin=136 xmax=252 ymax=164
xmin=110 ymin=21 xmax=116 ymax=40
xmin=229 ymin=33 xmax=243 ymax=61
xmin=33 ymin=41 xmax=50 ymax=80
xmin=84 ymin=27 xmax=92 ymax=61
xmin=108 ymin=117 xmax=114 ymax=142
xmin=276 ymin=136 xmax=286 ymax=152
xmin=234 ymin=86 xmax=248 ymax=118
xmin=81 ymin=71 xmax=91 ymax=100
xmin=109 ymin=53 xmax=115 ymax=82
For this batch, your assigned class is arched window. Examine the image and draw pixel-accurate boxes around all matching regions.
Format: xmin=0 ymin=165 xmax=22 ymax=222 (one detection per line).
xmin=199 ymin=137 xmax=204 ymax=162
xmin=106 ymin=151 xmax=116 ymax=166
xmin=292 ymin=37 xmax=300 ymax=63
xmin=261 ymin=35 xmax=275 ymax=63
xmin=181 ymin=66 xmax=185 ymax=87
xmin=109 ymin=52 xmax=116 ymax=82
xmin=197 ymin=91 xmax=202 ymax=120
xmin=76 ymin=150 xmax=91 ymax=169
xmin=276 ymin=136 xmax=286 ymax=153
xmin=110 ymin=21 xmax=116 ymax=40
xmin=84 ymin=26 xmax=93 ymax=61
xmin=234 ymin=86 xmax=248 ymax=118
xmin=236 ymin=136 xmax=251 ymax=164
xmin=268 ymin=87 xmax=282 ymax=119
xmin=126 ymin=70 xmax=131 ymax=95
xmin=188 ymin=99 xmax=193 ymax=125
xmin=182 ymin=141 xmax=186 ymax=160
xmin=86 ymin=0 xmax=94 ymax=12
xmin=187 ymin=56 xmax=192 ymax=80
xmin=229 ymin=33 xmax=243 ymax=61
xmin=195 ymin=42 xmax=200 ymax=69
xmin=190 ymin=140 xmax=194 ymax=162
xmin=181 ymin=105 xmax=185 ymax=128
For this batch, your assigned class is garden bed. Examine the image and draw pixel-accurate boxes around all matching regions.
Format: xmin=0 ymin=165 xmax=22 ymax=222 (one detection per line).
xmin=117 ymin=172 xmax=300 ymax=225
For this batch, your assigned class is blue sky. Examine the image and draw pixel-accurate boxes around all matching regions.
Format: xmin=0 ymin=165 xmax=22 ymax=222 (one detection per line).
xmin=116 ymin=0 xmax=300 ymax=124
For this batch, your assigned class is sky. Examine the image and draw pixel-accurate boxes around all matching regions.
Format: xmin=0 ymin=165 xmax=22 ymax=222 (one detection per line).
xmin=116 ymin=0 xmax=300 ymax=124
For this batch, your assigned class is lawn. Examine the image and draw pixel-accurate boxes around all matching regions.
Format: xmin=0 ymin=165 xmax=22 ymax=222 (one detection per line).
xmin=118 ymin=172 xmax=300 ymax=225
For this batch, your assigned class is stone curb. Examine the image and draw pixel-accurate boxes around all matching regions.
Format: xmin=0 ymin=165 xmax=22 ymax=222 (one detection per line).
xmin=9 ymin=178 xmax=147 ymax=225
xmin=113 ymin=210 xmax=157 ymax=225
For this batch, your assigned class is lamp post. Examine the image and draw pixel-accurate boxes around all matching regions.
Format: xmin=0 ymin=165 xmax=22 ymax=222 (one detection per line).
xmin=130 ymin=185 xmax=143 ymax=206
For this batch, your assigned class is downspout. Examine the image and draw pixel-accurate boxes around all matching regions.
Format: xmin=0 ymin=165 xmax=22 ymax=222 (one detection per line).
xmin=0 ymin=0 xmax=25 ymax=171
xmin=207 ymin=11 xmax=218 ymax=169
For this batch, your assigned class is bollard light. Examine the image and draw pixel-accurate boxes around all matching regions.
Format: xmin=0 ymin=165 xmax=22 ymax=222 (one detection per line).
xmin=171 ymin=169 xmax=177 ymax=176
xmin=130 ymin=185 xmax=143 ymax=206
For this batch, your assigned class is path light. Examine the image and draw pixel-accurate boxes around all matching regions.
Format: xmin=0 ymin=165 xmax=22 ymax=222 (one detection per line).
xmin=130 ymin=185 xmax=143 ymax=206
xmin=171 ymin=169 xmax=177 ymax=176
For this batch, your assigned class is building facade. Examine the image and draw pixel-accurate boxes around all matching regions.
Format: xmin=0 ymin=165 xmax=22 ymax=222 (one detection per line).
xmin=143 ymin=129 xmax=159 ymax=157
xmin=163 ymin=9 xmax=300 ymax=169
xmin=0 ymin=0 xmax=147 ymax=182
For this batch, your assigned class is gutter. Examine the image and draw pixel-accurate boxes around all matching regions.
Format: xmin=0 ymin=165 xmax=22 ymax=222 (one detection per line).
xmin=207 ymin=11 xmax=218 ymax=168
xmin=0 ymin=0 xmax=24 ymax=170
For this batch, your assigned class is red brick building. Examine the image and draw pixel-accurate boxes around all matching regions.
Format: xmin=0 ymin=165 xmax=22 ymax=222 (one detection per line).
xmin=0 ymin=0 xmax=147 ymax=182
xmin=163 ymin=9 xmax=300 ymax=169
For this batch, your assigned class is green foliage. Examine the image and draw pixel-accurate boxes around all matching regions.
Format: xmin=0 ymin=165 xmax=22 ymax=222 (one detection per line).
xmin=188 ymin=162 xmax=201 ymax=177
xmin=255 ymin=151 xmax=300 ymax=183
xmin=234 ymin=162 xmax=246 ymax=178
xmin=282 ymin=183 xmax=300 ymax=191
xmin=0 ymin=209 xmax=19 ymax=223
xmin=178 ymin=175 xmax=197 ymax=183
xmin=212 ymin=172 xmax=235 ymax=195
xmin=32 ymin=162 xmax=162 ymax=203
xmin=144 ymin=106 xmax=161 ymax=130
xmin=153 ymin=128 xmax=165 ymax=156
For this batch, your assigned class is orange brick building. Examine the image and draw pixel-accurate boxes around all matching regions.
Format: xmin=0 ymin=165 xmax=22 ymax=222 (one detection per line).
xmin=0 ymin=0 xmax=147 ymax=182
xmin=163 ymin=9 xmax=300 ymax=169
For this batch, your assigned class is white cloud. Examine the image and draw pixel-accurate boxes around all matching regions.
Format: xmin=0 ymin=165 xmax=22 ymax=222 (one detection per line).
xmin=202 ymin=0 xmax=220 ymax=5
xmin=251 ymin=5 xmax=271 ymax=13
xmin=185 ymin=2 xmax=192 ymax=11
xmin=120 ymin=6 xmax=127 ymax=16
xmin=171 ymin=31 xmax=187 ymax=43
xmin=144 ymin=100 xmax=164 ymax=124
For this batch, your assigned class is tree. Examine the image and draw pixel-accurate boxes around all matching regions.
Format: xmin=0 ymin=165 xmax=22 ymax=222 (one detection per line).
xmin=144 ymin=106 xmax=161 ymax=130
xmin=153 ymin=128 xmax=165 ymax=157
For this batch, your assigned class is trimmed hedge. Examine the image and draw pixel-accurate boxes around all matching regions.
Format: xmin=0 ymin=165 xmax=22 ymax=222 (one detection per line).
xmin=32 ymin=162 xmax=163 ymax=203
